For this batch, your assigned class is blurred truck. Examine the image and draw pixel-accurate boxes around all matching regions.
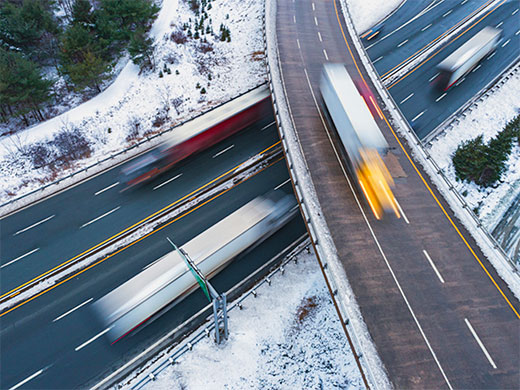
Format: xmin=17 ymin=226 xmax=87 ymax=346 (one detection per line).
xmin=435 ymin=26 xmax=501 ymax=91
xmin=91 ymin=191 xmax=297 ymax=343
xmin=320 ymin=63 xmax=399 ymax=220
xmin=121 ymin=85 xmax=271 ymax=189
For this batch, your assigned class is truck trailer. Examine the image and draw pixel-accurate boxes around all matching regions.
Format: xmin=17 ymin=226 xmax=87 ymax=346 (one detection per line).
xmin=320 ymin=63 xmax=399 ymax=219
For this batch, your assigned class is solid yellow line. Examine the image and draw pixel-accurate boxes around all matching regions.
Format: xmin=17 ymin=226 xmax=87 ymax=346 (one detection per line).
xmin=380 ymin=0 xmax=493 ymax=79
xmin=0 ymin=155 xmax=286 ymax=318
xmin=0 ymin=141 xmax=281 ymax=301
xmin=333 ymin=0 xmax=520 ymax=319
xmin=387 ymin=0 xmax=506 ymax=89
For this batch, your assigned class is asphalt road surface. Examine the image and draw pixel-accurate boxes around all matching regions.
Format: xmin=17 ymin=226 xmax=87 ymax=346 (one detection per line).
xmin=363 ymin=0 xmax=520 ymax=139
xmin=0 ymin=116 xmax=278 ymax=296
xmin=274 ymin=0 xmax=519 ymax=387
xmin=0 ymin=158 xmax=306 ymax=390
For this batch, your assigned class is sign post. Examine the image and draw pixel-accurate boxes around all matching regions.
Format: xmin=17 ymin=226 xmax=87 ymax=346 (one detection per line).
xmin=167 ymin=237 xmax=228 ymax=343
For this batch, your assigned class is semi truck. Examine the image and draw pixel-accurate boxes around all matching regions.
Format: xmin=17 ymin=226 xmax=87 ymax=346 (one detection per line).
xmin=320 ymin=63 xmax=399 ymax=220
xmin=435 ymin=26 xmax=501 ymax=91
xmin=91 ymin=192 xmax=297 ymax=343
xmin=121 ymin=85 xmax=271 ymax=189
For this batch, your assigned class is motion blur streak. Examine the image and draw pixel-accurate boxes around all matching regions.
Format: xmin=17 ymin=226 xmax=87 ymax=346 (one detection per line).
xmin=0 ymin=154 xmax=285 ymax=318
xmin=331 ymin=0 xmax=519 ymax=318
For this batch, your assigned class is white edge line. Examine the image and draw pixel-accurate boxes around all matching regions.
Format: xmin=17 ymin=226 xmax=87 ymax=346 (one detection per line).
xmin=464 ymin=318 xmax=497 ymax=369
xmin=422 ymin=250 xmax=445 ymax=283
xmin=412 ymin=110 xmax=426 ymax=122
xmin=94 ymin=182 xmax=119 ymax=196
xmin=153 ymin=173 xmax=183 ymax=190
xmin=14 ymin=215 xmax=55 ymax=236
xmin=274 ymin=178 xmax=291 ymax=191
xmin=9 ymin=369 xmax=44 ymax=390
xmin=301 ymin=65 xmax=453 ymax=389
xmin=429 ymin=73 xmax=439 ymax=82
xmin=2 ymin=248 xmax=40 ymax=269
xmin=143 ymin=257 xmax=163 ymax=271
xmin=80 ymin=206 xmax=120 ymax=229
xmin=75 ymin=327 xmax=112 ymax=351
xmin=261 ymin=121 xmax=276 ymax=131
xmin=394 ymin=198 xmax=409 ymax=224
xmin=435 ymin=93 xmax=447 ymax=102
xmin=53 ymin=298 xmax=93 ymax=322
xmin=400 ymin=93 xmax=414 ymax=104
xmin=212 ymin=144 xmax=235 ymax=158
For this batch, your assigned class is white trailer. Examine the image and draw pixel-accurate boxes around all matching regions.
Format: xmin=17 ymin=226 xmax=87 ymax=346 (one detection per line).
xmin=436 ymin=26 xmax=501 ymax=90
xmin=92 ymin=192 xmax=296 ymax=343
xmin=320 ymin=64 xmax=399 ymax=219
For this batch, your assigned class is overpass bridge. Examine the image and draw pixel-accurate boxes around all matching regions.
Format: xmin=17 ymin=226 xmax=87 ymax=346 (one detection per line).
xmin=265 ymin=0 xmax=520 ymax=388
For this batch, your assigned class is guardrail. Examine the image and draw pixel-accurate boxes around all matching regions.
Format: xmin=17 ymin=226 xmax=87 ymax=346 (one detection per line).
xmin=337 ymin=0 xmax=520 ymax=281
xmin=0 ymin=84 xmax=267 ymax=215
xmin=0 ymin=144 xmax=283 ymax=313
xmin=263 ymin=1 xmax=390 ymax=389
xmin=425 ymin=58 xmax=520 ymax=144
xmin=90 ymin=234 xmax=310 ymax=390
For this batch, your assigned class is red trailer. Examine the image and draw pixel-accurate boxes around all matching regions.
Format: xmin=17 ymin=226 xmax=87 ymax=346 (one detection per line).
xmin=121 ymin=85 xmax=271 ymax=188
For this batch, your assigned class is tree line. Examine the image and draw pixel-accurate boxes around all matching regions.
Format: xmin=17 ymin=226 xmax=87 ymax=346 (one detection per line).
xmin=0 ymin=0 xmax=159 ymax=126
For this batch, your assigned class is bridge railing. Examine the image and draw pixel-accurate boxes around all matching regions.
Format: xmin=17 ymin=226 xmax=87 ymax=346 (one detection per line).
xmin=263 ymin=1 xmax=391 ymax=389
xmin=337 ymin=1 xmax=519 ymax=275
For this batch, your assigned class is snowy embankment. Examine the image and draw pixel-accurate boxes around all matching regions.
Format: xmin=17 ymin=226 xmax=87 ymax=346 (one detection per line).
xmin=0 ymin=0 xmax=266 ymax=204
xmin=347 ymin=0 xmax=403 ymax=32
xmin=131 ymin=251 xmax=364 ymax=390
xmin=427 ymin=73 xmax=520 ymax=259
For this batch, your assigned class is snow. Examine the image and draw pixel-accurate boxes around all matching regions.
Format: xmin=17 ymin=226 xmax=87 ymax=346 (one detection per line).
xmin=132 ymin=251 xmax=364 ymax=390
xmin=347 ymin=0 xmax=403 ymax=33
xmin=427 ymin=72 xmax=520 ymax=260
xmin=0 ymin=0 xmax=266 ymax=205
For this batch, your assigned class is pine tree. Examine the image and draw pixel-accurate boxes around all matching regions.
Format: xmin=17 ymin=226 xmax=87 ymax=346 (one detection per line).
xmin=0 ymin=48 xmax=53 ymax=124
xmin=128 ymin=28 xmax=155 ymax=70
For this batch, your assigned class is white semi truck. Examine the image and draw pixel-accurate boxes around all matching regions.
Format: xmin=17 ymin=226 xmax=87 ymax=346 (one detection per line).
xmin=436 ymin=26 xmax=501 ymax=91
xmin=320 ymin=63 xmax=399 ymax=220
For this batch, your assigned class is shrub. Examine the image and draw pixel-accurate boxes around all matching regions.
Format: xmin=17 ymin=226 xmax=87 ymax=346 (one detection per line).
xmin=171 ymin=30 xmax=188 ymax=44
xmin=452 ymin=114 xmax=520 ymax=187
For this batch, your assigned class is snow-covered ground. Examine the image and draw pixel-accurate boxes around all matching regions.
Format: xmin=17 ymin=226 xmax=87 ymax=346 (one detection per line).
xmin=0 ymin=0 xmax=266 ymax=203
xmin=347 ymin=0 xmax=402 ymax=33
xmin=427 ymin=73 xmax=520 ymax=250
xmin=128 ymin=251 xmax=364 ymax=390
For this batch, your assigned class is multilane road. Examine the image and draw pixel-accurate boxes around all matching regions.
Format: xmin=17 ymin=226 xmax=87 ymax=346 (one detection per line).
xmin=363 ymin=0 xmax=520 ymax=139
xmin=0 ymin=116 xmax=278 ymax=296
xmin=0 ymin=156 xmax=305 ymax=389
xmin=274 ymin=0 xmax=519 ymax=387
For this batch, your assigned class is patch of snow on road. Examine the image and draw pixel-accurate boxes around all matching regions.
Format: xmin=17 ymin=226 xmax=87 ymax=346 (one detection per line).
xmin=347 ymin=0 xmax=403 ymax=33
xmin=0 ymin=0 xmax=266 ymax=204
xmin=137 ymin=252 xmax=363 ymax=390
xmin=427 ymin=72 xmax=520 ymax=232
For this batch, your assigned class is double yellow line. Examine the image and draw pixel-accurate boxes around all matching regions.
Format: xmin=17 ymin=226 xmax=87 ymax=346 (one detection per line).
xmin=333 ymin=0 xmax=519 ymax=319
xmin=0 ymin=141 xmax=282 ymax=317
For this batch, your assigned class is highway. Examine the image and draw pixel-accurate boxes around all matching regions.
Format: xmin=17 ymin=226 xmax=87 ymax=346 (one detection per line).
xmin=273 ymin=0 xmax=519 ymax=388
xmin=0 ymin=116 xmax=278 ymax=296
xmin=0 ymin=157 xmax=305 ymax=389
xmin=363 ymin=0 xmax=520 ymax=139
